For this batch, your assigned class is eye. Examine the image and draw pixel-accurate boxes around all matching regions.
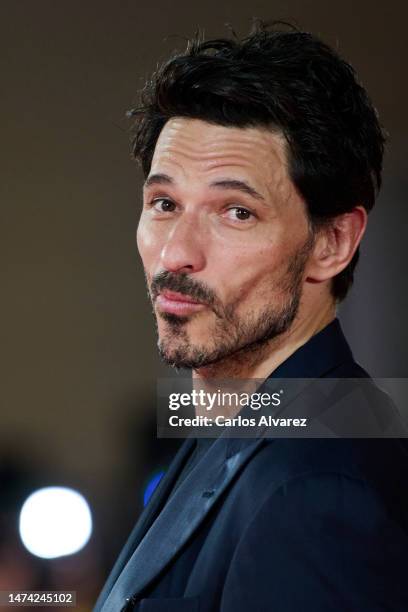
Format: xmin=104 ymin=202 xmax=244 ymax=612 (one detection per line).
xmin=225 ymin=207 xmax=254 ymax=222
xmin=151 ymin=198 xmax=176 ymax=213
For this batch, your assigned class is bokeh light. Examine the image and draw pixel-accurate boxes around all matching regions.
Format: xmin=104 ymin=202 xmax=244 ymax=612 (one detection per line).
xmin=143 ymin=472 xmax=164 ymax=507
xmin=19 ymin=486 xmax=92 ymax=559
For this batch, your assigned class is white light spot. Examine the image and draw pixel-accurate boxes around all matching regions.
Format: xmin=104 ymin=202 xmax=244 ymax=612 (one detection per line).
xmin=19 ymin=486 xmax=92 ymax=559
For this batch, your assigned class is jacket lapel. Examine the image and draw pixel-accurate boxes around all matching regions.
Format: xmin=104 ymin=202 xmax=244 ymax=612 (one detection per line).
xmin=94 ymin=437 xmax=195 ymax=612
xmin=100 ymin=435 xmax=265 ymax=611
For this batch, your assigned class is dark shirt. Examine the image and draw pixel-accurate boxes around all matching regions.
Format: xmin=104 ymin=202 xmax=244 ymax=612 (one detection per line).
xmin=168 ymin=438 xmax=215 ymax=499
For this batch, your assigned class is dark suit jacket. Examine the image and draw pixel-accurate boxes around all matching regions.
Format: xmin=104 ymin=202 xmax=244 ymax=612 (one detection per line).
xmin=95 ymin=319 xmax=408 ymax=611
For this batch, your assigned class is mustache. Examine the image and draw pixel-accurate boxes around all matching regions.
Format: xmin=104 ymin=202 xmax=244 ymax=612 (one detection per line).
xmin=150 ymin=271 xmax=217 ymax=307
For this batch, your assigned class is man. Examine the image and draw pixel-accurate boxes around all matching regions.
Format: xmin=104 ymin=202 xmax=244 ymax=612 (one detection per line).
xmin=95 ymin=22 xmax=408 ymax=611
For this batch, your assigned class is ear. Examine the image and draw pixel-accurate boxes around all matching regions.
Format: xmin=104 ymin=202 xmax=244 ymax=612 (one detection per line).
xmin=306 ymin=206 xmax=368 ymax=283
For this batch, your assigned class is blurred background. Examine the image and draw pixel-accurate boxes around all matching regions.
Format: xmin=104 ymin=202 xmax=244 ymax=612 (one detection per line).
xmin=1 ymin=0 xmax=407 ymax=608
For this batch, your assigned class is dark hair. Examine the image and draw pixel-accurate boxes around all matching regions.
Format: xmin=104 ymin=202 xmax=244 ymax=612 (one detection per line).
xmin=128 ymin=21 xmax=386 ymax=301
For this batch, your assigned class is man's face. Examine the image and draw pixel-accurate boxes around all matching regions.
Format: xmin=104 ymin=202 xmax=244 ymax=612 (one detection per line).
xmin=137 ymin=118 xmax=314 ymax=369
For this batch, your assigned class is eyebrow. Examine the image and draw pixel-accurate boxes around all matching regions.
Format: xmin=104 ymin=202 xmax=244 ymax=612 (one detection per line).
xmin=144 ymin=173 xmax=174 ymax=188
xmin=144 ymin=173 xmax=265 ymax=202
xmin=209 ymin=179 xmax=265 ymax=201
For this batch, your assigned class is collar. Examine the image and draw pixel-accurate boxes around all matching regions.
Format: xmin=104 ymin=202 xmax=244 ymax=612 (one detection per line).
xmin=269 ymin=317 xmax=354 ymax=379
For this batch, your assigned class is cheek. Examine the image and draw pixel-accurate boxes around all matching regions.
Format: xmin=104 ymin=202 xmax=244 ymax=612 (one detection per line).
xmin=214 ymin=244 xmax=284 ymax=301
xmin=137 ymin=216 xmax=162 ymax=268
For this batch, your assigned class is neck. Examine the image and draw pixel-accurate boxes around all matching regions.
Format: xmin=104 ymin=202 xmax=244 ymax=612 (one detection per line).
xmin=193 ymin=302 xmax=336 ymax=382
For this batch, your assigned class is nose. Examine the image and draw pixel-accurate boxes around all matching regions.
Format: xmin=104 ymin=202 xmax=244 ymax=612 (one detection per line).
xmin=160 ymin=215 xmax=206 ymax=274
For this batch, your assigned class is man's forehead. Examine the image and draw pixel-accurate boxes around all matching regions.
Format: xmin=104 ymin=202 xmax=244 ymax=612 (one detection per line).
xmin=146 ymin=118 xmax=299 ymax=212
xmin=150 ymin=117 xmax=287 ymax=171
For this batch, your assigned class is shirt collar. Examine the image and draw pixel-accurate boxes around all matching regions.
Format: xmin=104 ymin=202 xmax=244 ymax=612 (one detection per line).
xmin=269 ymin=317 xmax=354 ymax=379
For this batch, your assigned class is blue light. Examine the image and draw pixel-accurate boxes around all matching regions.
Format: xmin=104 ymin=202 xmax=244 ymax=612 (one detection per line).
xmin=143 ymin=471 xmax=165 ymax=507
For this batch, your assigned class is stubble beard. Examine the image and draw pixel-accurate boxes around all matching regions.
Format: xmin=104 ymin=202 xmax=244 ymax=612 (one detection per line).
xmin=151 ymin=237 xmax=313 ymax=371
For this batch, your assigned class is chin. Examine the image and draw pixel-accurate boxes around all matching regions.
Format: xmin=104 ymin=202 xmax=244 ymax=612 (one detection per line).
xmin=157 ymin=337 xmax=213 ymax=370
xmin=158 ymin=347 xmax=196 ymax=370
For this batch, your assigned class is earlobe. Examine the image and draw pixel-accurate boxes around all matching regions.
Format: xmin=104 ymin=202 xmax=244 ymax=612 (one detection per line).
xmin=306 ymin=206 xmax=368 ymax=283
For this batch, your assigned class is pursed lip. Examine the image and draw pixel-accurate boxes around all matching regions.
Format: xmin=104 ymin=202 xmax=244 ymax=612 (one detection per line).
xmin=159 ymin=290 xmax=202 ymax=304
xmin=155 ymin=290 xmax=206 ymax=315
